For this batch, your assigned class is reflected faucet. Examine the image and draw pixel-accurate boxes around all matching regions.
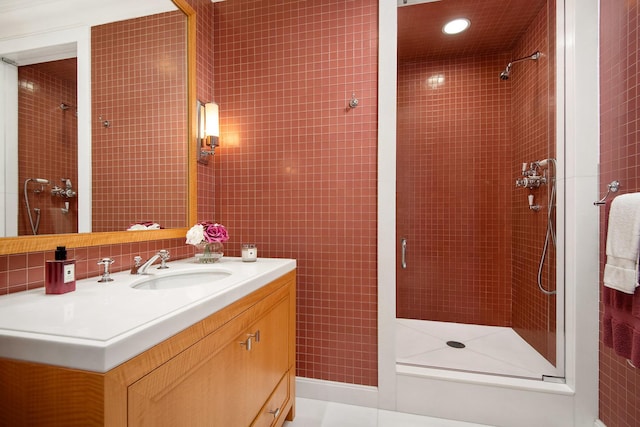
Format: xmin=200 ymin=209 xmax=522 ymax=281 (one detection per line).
xmin=136 ymin=250 xmax=170 ymax=274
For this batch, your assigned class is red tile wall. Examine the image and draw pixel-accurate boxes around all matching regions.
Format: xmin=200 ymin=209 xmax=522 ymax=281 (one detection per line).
xmin=599 ymin=0 xmax=640 ymax=426
xmin=212 ymin=0 xmax=379 ymax=386
xmin=396 ymin=1 xmax=556 ymax=365
xmin=91 ymin=11 xmax=188 ymax=232
xmin=396 ymin=54 xmax=513 ymax=326
xmin=510 ymin=0 xmax=556 ymax=364
xmin=0 ymin=238 xmax=191 ymax=295
xmin=18 ymin=61 xmax=78 ymax=236
xmin=192 ymin=0 xmax=217 ymax=221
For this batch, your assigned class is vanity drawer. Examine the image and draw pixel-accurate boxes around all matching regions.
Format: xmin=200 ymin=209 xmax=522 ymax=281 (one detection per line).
xmin=252 ymin=370 xmax=291 ymax=427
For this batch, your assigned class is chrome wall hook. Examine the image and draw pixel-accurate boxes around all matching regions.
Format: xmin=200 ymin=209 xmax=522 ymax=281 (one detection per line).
xmin=348 ymin=93 xmax=359 ymax=109
xmin=98 ymin=115 xmax=111 ymax=128
xmin=594 ymin=180 xmax=620 ymax=205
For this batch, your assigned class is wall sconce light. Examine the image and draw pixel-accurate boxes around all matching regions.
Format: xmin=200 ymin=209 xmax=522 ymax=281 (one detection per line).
xmin=198 ymin=100 xmax=220 ymax=164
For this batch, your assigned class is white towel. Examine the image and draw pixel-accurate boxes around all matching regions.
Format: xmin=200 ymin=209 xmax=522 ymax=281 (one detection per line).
xmin=127 ymin=223 xmax=161 ymax=231
xmin=604 ymin=193 xmax=640 ymax=294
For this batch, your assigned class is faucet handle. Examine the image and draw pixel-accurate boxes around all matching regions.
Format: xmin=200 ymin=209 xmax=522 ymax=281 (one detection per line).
xmin=97 ymin=258 xmax=115 ymax=283
xmin=130 ymin=256 xmax=143 ymax=274
xmin=158 ymin=250 xmax=170 ymax=269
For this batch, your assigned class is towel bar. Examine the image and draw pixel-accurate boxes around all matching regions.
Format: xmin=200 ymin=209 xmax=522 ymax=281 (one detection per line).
xmin=594 ymin=180 xmax=620 ymax=206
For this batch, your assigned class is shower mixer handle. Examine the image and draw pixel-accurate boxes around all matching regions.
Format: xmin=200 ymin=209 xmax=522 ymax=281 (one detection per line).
xmin=516 ymin=176 xmax=546 ymax=189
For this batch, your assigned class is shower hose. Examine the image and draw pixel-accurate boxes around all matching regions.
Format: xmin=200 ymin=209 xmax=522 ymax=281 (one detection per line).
xmin=537 ymin=169 xmax=557 ymax=296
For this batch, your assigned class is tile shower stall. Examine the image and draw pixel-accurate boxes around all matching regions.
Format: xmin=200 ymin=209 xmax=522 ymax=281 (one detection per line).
xmin=396 ymin=0 xmax=559 ymax=378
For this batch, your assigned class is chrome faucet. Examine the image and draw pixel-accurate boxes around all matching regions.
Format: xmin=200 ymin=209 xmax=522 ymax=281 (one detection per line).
xmin=136 ymin=250 xmax=170 ymax=274
xmin=130 ymin=256 xmax=143 ymax=274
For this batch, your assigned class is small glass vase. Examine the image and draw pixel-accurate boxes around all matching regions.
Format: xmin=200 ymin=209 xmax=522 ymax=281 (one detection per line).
xmin=195 ymin=241 xmax=224 ymax=263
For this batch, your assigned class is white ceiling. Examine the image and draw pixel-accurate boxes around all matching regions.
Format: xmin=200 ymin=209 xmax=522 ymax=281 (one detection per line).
xmin=0 ymin=0 xmax=176 ymax=41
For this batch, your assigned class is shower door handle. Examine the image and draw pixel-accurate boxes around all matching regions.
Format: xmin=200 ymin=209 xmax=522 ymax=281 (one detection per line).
xmin=401 ymin=238 xmax=407 ymax=269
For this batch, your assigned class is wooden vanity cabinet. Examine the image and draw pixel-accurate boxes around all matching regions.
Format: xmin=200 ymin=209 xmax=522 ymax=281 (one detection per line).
xmin=0 ymin=270 xmax=296 ymax=427
xmin=128 ymin=293 xmax=290 ymax=426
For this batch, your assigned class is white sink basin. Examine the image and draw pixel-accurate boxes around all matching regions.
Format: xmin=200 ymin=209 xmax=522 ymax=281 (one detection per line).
xmin=131 ymin=270 xmax=232 ymax=290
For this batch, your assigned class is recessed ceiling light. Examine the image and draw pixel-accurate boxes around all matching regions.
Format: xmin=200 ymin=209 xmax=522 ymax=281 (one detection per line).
xmin=443 ymin=18 xmax=470 ymax=35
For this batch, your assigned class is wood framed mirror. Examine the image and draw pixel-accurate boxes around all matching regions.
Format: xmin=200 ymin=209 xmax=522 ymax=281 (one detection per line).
xmin=0 ymin=0 xmax=196 ymax=256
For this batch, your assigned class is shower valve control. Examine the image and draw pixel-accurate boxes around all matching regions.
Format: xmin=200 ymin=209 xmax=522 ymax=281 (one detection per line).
xmin=516 ymin=161 xmax=549 ymax=189
xmin=515 ymin=176 xmax=546 ymax=189
xmin=51 ymin=178 xmax=77 ymax=198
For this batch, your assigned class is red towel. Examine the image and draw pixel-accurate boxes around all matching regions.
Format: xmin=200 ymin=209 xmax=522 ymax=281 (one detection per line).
xmin=602 ymin=198 xmax=640 ymax=366
xmin=602 ymin=286 xmax=640 ymax=367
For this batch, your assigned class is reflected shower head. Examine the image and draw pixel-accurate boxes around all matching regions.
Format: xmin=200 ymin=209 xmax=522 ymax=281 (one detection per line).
xmin=28 ymin=178 xmax=50 ymax=185
xmin=499 ymin=51 xmax=541 ymax=80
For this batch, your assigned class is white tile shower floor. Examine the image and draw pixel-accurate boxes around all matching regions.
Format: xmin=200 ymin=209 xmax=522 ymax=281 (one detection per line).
xmin=284 ymin=397 xmax=491 ymax=427
xmin=396 ymin=318 xmax=557 ymax=379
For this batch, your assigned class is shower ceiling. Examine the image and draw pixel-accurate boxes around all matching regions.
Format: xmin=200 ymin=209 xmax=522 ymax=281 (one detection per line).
xmin=27 ymin=58 xmax=77 ymax=83
xmin=398 ymin=0 xmax=547 ymax=61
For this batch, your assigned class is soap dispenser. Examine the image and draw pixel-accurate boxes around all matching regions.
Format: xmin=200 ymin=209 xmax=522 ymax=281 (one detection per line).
xmin=45 ymin=246 xmax=76 ymax=294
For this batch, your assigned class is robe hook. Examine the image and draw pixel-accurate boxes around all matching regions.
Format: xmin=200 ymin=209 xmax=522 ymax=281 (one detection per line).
xmin=348 ymin=93 xmax=359 ymax=109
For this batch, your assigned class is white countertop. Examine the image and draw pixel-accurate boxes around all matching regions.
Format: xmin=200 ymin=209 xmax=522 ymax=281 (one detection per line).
xmin=0 ymin=257 xmax=295 ymax=372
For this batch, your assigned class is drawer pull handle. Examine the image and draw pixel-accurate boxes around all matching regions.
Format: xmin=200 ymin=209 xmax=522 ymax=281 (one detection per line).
xmin=239 ymin=337 xmax=252 ymax=351
xmin=268 ymin=407 xmax=281 ymax=418
xmin=247 ymin=330 xmax=261 ymax=343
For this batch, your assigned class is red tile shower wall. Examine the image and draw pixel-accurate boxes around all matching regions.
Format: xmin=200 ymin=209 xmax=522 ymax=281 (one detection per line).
xmin=599 ymin=0 xmax=640 ymax=426
xmin=510 ymin=1 xmax=556 ymax=364
xmin=91 ymin=11 xmax=188 ymax=232
xmin=18 ymin=62 xmax=78 ymax=236
xmin=212 ymin=0 xmax=379 ymax=386
xmin=396 ymin=55 xmax=513 ymax=326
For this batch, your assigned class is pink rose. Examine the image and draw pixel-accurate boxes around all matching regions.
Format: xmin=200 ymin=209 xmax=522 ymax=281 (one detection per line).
xmin=202 ymin=222 xmax=229 ymax=243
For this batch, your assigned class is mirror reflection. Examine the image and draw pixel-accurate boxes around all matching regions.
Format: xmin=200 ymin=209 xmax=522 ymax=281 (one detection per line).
xmin=2 ymin=3 xmax=188 ymax=237
xmin=91 ymin=11 xmax=188 ymax=233
xmin=19 ymin=59 xmax=78 ymax=236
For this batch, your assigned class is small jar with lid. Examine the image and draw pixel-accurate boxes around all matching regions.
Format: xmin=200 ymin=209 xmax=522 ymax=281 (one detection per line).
xmin=241 ymin=244 xmax=257 ymax=262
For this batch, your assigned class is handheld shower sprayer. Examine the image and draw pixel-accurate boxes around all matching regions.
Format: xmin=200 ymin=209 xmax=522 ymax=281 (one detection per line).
xmin=23 ymin=178 xmax=50 ymax=235
xmin=499 ymin=51 xmax=541 ymax=80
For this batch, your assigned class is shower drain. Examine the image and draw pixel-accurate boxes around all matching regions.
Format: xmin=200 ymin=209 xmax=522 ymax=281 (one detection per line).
xmin=446 ymin=340 xmax=466 ymax=349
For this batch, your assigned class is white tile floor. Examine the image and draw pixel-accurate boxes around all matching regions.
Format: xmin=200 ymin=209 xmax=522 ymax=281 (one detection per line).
xmin=284 ymin=398 xmax=491 ymax=427
xmin=396 ymin=318 xmax=557 ymax=379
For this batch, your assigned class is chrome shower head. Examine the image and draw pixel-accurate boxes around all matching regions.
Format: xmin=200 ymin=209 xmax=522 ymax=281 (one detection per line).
xmin=499 ymin=51 xmax=540 ymax=81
